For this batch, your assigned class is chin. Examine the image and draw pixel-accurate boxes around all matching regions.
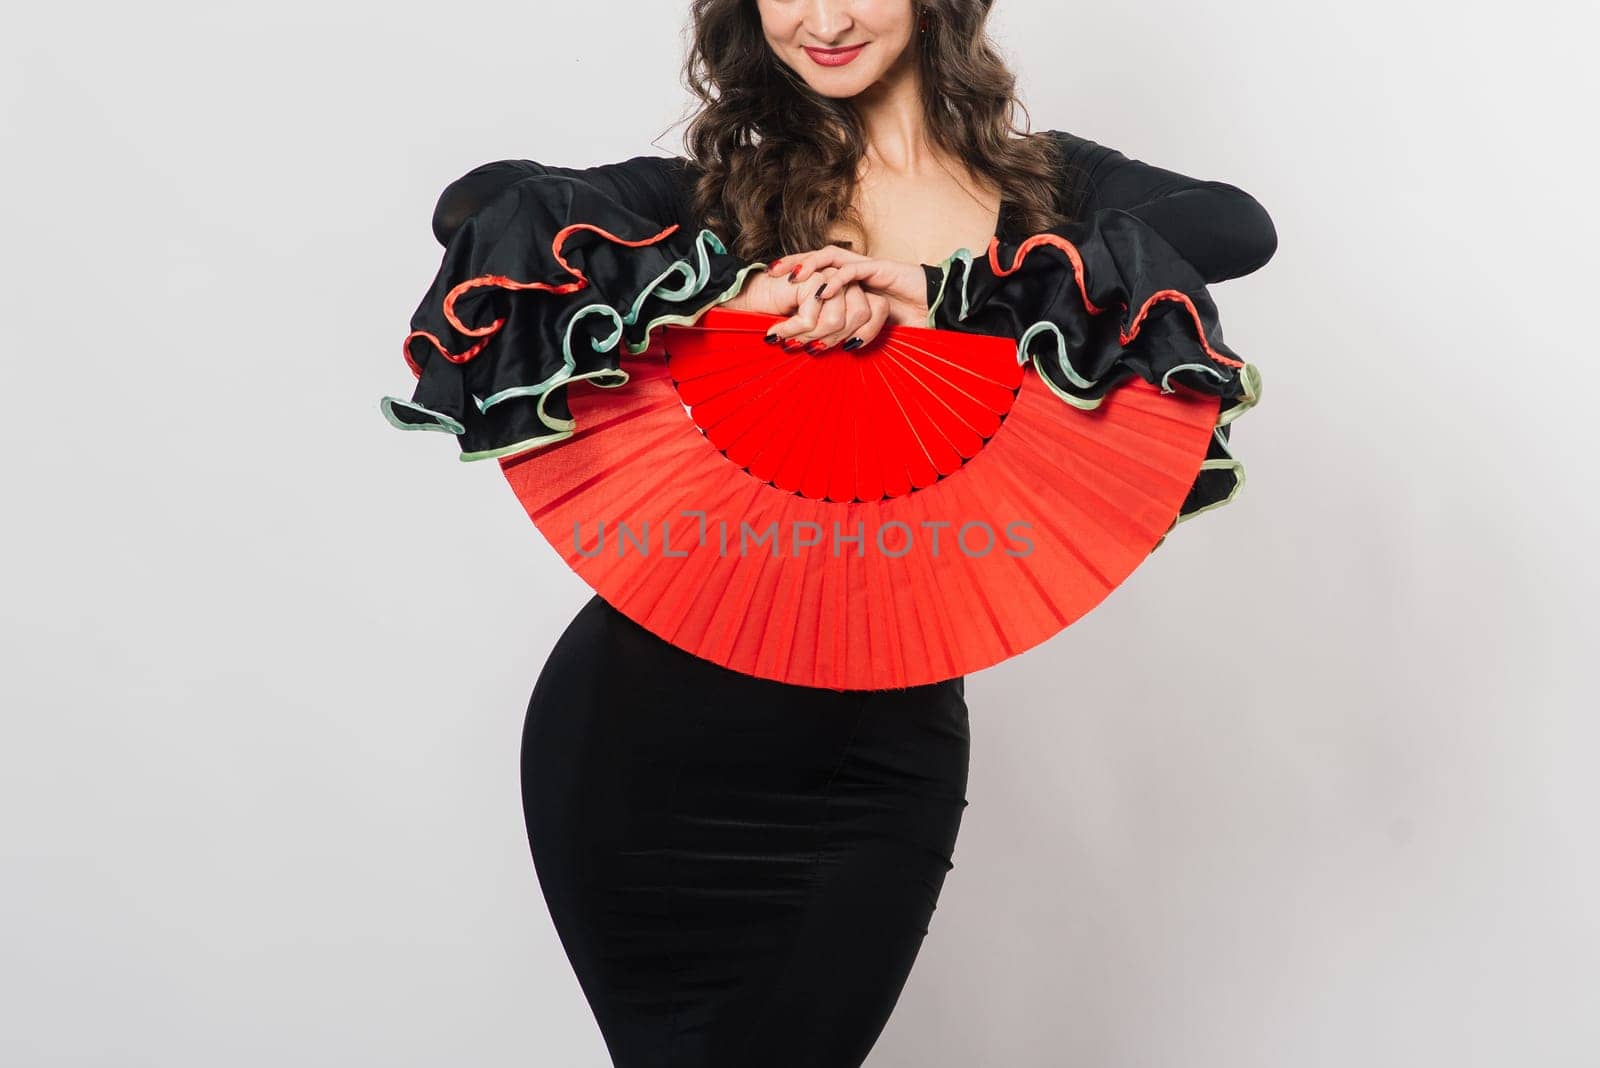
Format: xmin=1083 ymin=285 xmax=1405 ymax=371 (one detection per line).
xmin=803 ymin=70 xmax=883 ymax=99
xmin=786 ymin=42 xmax=910 ymax=99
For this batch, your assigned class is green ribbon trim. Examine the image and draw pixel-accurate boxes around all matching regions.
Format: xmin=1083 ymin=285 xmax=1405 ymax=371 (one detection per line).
xmin=380 ymin=228 xmax=765 ymax=463
xmin=379 ymin=397 xmax=466 ymax=436
xmin=1150 ymin=360 xmax=1264 ymax=552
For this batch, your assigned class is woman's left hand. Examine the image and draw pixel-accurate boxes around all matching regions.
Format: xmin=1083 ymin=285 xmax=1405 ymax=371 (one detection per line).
xmin=770 ymin=246 xmax=931 ymax=328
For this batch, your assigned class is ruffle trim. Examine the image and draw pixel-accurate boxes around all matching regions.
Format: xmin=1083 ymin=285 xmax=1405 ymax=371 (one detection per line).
xmin=923 ymin=208 xmax=1264 ymax=540
xmin=379 ymin=180 xmax=763 ymax=462
xmin=395 ymin=224 xmax=756 ymax=377
xmin=380 ymin=252 xmax=762 ymax=461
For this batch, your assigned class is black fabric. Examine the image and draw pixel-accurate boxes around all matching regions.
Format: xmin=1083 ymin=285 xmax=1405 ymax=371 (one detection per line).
xmin=431 ymin=155 xmax=700 ymax=247
xmin=523 ymin=594 xmax=970 ymax=1067
xmin=385 ymin=166 xmax=749 ymax=460
xmin=1048 ymin=132 xmax=1277 ymax=283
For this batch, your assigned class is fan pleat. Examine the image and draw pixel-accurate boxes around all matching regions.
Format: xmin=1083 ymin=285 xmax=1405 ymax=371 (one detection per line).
xmin=958 ymin=438 xmax=1105 ymax=634
xmin=1006 ymin=389 xmax=1208 ymax=539
xmin=871 ymin=359 xmax=935 ymax=496
xmin=705 ymin=361 xmax=813 ymax=470
xmin=741 ymin=489 xmax=806 ymax=681
xmin=872 ymin=353 xmax=978 ymax=476
xmin=745 ymin=363 xmax=832 ymax=488
xmin=777 ymin=360 xmax=843 ymax=500
xmin=815 ymin=359 xmax=855 ymax=504
xmin=669 ymin=334 xmax=790 ymax=410
xmin=999 ymin=413 xmax=1172 ymax=563
xmin=882 ymin=491 xmax=964 ymax=684
xmin=659 ymin=473 xmax=766 ymax=653
xmin=879 ymin=333 xmax=1021 ymax=416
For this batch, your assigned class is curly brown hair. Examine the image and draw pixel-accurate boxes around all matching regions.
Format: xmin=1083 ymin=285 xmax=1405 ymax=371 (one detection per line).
xmin=677 ymin=0 xmax=1077 ymax=262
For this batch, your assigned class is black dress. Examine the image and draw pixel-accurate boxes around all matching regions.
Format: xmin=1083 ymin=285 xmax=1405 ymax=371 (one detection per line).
xmin=384 ymin=131 xmax=1276 ymax=1067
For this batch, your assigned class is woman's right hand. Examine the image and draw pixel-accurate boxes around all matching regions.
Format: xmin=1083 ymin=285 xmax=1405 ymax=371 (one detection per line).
xmin=722 ymin=268 xmax=891 ymax=354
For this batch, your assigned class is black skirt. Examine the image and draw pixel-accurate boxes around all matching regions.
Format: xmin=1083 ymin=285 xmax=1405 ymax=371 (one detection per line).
xmin=521 ymin=593 xmax=971 ymax=1067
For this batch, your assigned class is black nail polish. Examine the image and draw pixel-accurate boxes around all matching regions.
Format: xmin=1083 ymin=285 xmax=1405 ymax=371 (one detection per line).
xmin=842 ymin=337 xmax=864 ymax=351
xmin=763 ymin=333 xmax=778 ymax=344
xmin=815 ymin=285 xmax=829 ymax=300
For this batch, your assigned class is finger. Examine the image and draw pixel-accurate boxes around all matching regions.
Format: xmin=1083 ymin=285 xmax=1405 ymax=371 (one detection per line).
xmin=849 ymin=292 xmax=891 ymax=352
xmin=773 ymin=246 xmax=856 ymax=281
xmin=768 ymin=273 xmax=831 ymax=347
xmin=813 ymin=259 xmax=920 ymax=304
xmin=812 ymin=284 xmax=872 ymax=351
xmin=812 ymin=260 xmax=879 ymax=298
xmin=777 ymin=245 xmax=867 ymax=284
xmin=801 ymin=282 xmax=853 ymax=349
xmin=766 ymin=305 xmax=816 ymax=347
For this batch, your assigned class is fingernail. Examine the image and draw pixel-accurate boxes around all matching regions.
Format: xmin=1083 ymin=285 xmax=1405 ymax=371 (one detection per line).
xmin=781 ymin=339 xmax=800 ymax=350
xmin=842 ymin=337 xmax=864 ymax=351
xmin=769 ymin=259 xmax=782 ymax=270
xmin=815 ymin=285 xmax=829 ymax=299
xmin=763 ymin=333 xmax=778 ymax=344
xmin=807 ymin=340 xmax=827 ymax=353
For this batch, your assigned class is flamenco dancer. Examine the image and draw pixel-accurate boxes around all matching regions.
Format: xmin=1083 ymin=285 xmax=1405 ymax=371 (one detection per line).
xmin=382 ymin=1 xmax=1276 ymax=1064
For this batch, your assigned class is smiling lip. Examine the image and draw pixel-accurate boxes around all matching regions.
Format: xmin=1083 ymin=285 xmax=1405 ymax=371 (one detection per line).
xmin=803 ymin=44 xmax=866 ymax=67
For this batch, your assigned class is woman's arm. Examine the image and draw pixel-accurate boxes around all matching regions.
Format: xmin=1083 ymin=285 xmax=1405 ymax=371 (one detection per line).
xmin=905 ymin=131 xmax=1278 ymax=399
xmin=1054 ymin=131 xmax=1278 ymax=283
xmin=381 ymin=155 xmax=765 ymax=461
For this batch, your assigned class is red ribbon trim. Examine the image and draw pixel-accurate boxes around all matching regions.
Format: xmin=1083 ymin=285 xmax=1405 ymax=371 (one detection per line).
xmin=985 ymin=233 xmax=1245 ymax=371
xmin=402 ymin=221 xmax=682 ymax=378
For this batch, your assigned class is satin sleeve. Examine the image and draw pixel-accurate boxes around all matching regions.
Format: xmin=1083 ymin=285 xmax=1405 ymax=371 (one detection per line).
xmin=922 ymin=130 xmax=1277 ymax=527
xmin=430 ymin=155 xmax=700 ymax=246
xmin=1056 ymin=132 xmax=1278 ymax=283
xmin=381 ymin=156 xmax=762 ymax=462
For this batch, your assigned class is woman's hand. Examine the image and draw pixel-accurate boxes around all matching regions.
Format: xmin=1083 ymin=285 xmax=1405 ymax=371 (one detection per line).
xmin=717 ymin=269 xmax=806 ymax=318
xmin=719 ymin=266 xmax=891 ymax=353
xmin=764 ymin=266 xmax=891 ymax=353
xmin=771 ymin=246 xmax=931 ymax=331
xmin=721 ymin=245 xmax=934 ymax=354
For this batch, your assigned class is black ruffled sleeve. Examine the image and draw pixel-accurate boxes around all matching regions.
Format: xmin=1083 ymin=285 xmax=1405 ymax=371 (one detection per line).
xmin=923 ymin=131 xmax=1276 ymax=531
xmin=381 ymin=157 xmax=763 ymax=461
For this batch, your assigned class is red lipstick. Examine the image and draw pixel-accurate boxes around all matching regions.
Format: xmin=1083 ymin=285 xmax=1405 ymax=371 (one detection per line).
xmin=803 ymin=43 xmax=867 ymax=68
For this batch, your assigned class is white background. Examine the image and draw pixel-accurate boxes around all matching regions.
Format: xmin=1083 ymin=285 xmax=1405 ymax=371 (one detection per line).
xmin=3 ymin=1 xmax=1596 ymax=1065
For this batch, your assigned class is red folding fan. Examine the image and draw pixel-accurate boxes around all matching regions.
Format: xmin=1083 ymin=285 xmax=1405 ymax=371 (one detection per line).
xmin=499 ymin=305 xmax=1221 ymax=690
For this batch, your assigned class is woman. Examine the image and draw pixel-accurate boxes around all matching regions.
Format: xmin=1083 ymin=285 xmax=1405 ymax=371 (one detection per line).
xmin=385 ymin=1 xmax=1276 ymax=1065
